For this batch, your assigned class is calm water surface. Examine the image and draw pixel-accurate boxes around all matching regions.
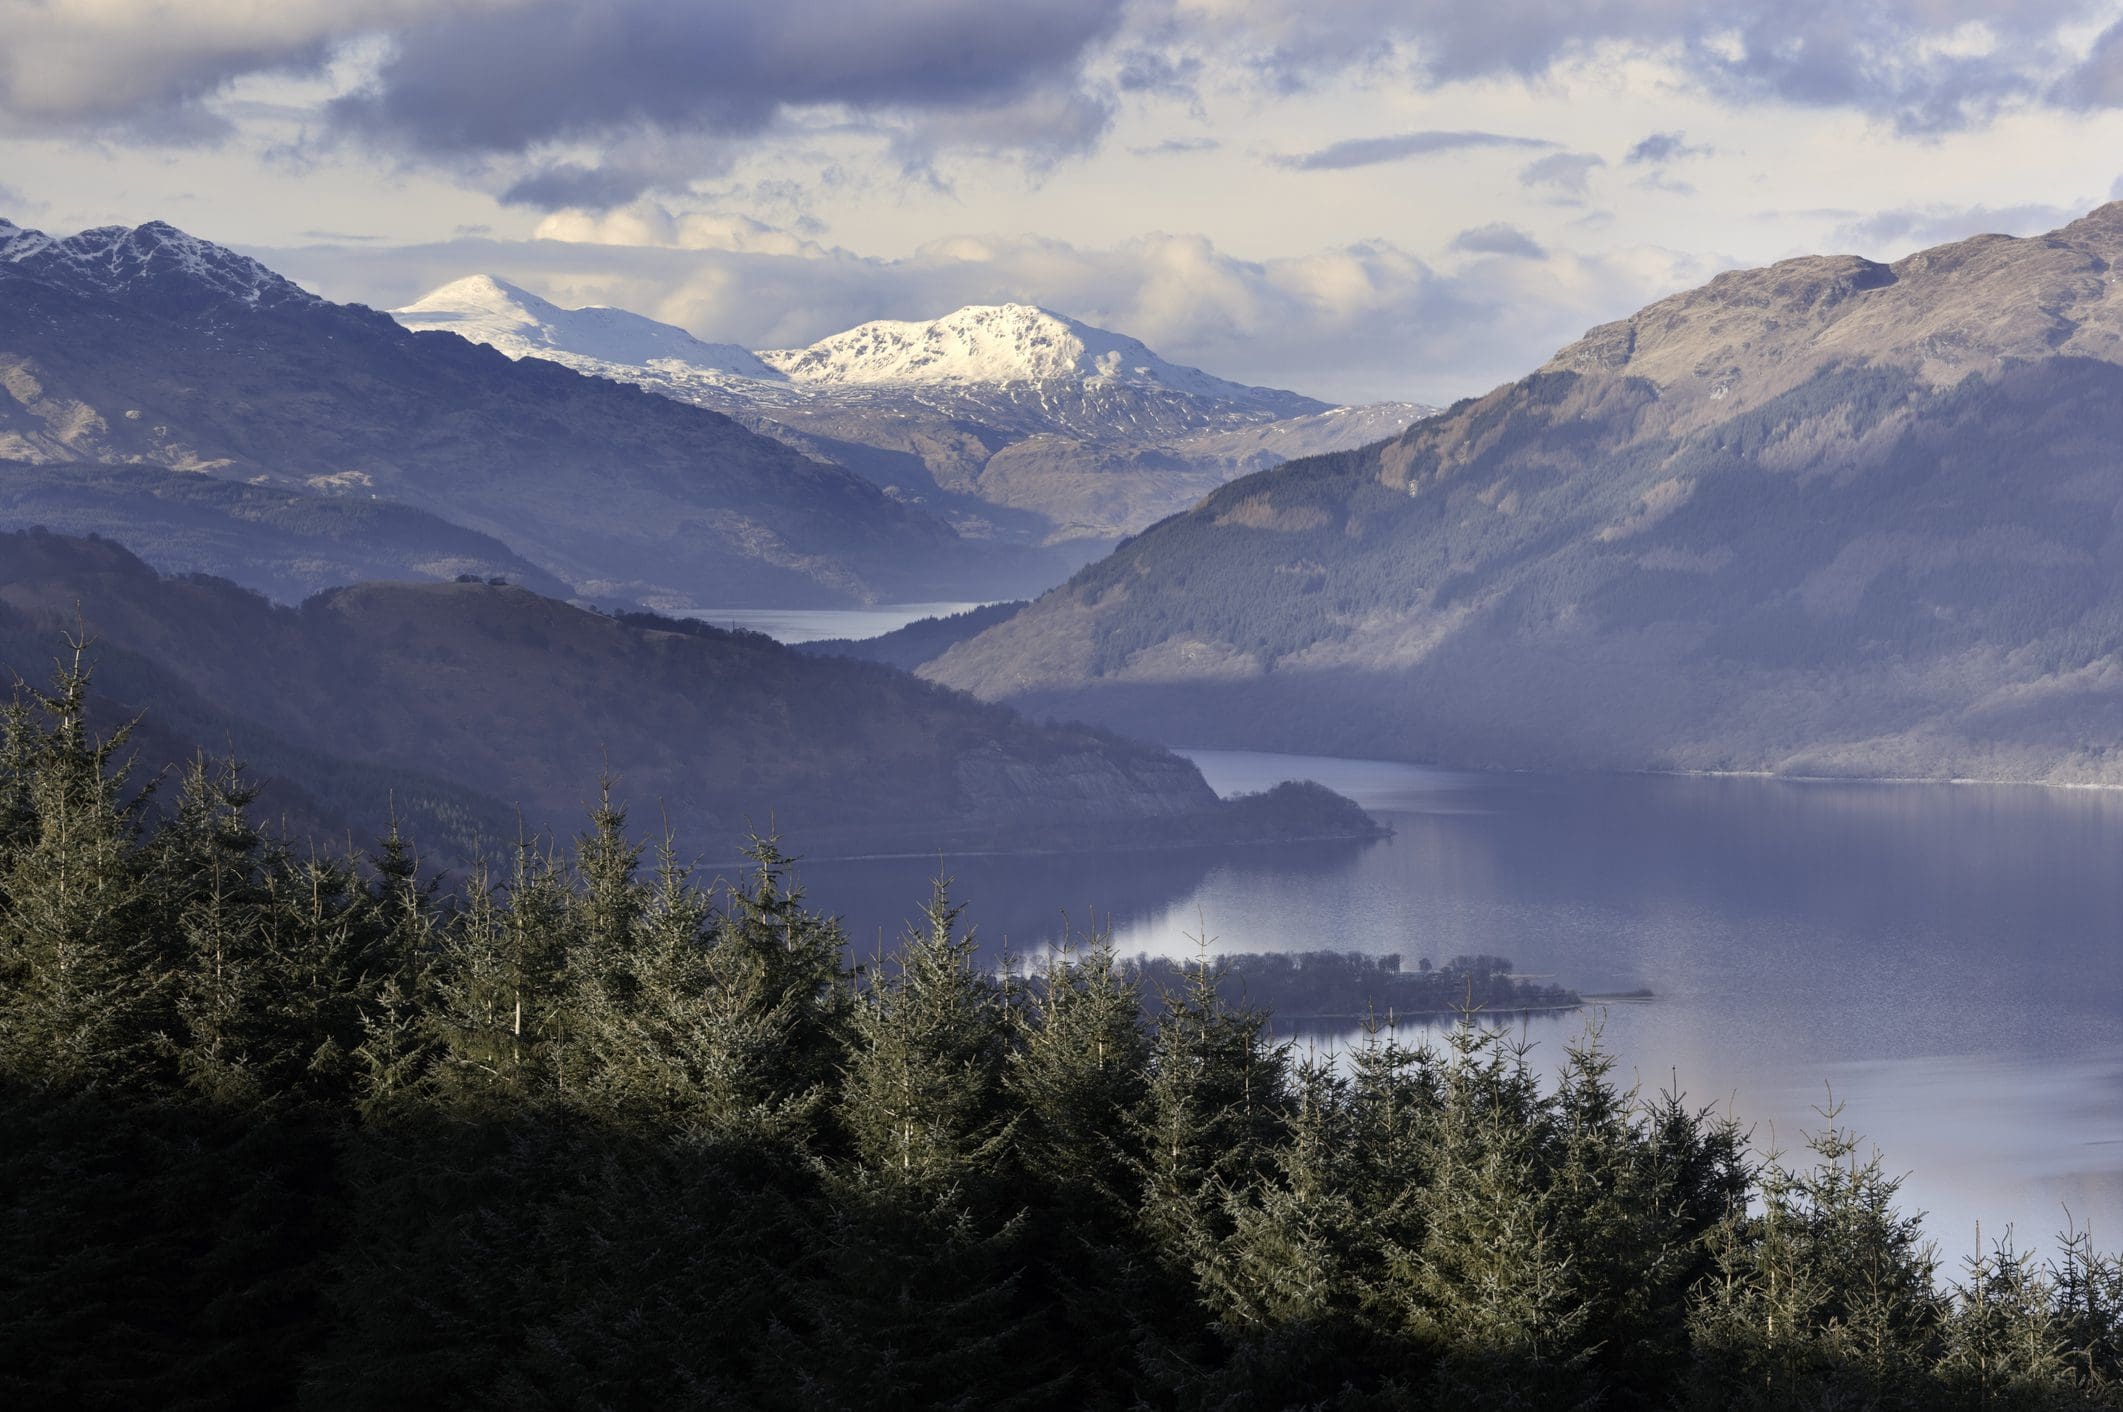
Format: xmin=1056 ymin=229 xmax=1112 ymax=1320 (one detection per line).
xmin=680 ymin=602 xmax=986 ymax=644
xmin=790 ymin=750 xmax=2123 ymax=1261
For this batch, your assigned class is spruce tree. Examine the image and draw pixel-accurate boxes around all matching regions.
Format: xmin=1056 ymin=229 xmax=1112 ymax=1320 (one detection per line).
xmin=0 ymin=648 xmax=167 ymax=1092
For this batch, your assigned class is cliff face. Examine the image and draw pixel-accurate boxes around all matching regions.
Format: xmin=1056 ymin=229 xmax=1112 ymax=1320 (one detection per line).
xmin=0 ymin=531 xmax=1379 ymax=859
xmin=920 ymin=206 xmax=2123 ymax=787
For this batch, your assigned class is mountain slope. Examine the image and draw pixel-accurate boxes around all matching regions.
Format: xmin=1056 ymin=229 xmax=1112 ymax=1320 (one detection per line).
xmin=0 ymin=460 xmax=568 ymax=602
xmin=0 ymin=219 xmax=1035 ymax=607
xmin=924 ymin=203 xmax=2123 ymax=787
xmin=392 ymin=285 xmax=1434 ymax=547
xmin=0 ymin=531 xmax=1380 ymax=858
xmin=397 ymin=274 xmax=780 ymax=379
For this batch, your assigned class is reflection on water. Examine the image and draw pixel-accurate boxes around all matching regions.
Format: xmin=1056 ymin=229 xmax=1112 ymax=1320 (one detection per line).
xmin=789 ymin=751 xmax=2123 ymax=1258
xmin=678 ymin=602 xmax=988 ymax=644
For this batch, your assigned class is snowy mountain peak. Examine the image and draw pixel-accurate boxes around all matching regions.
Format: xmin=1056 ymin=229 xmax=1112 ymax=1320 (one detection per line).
xmin=0 ymin=218 xmax=317 ymax=310
xmin=756 ymin=303 xmax=1311 ymax=412
xmin=394 ymin=276 xmax=778 ymax=379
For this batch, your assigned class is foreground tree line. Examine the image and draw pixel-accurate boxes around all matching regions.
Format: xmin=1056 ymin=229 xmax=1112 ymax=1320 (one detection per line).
xmin=2 ymin=654 xmax=2119 ymax=1411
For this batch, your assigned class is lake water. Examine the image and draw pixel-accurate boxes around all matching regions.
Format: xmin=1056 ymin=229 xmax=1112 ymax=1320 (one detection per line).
xmin=789 ymin=750 xmax=2123 ymax=1264
xmin=679 ymin=602 xmax=987 ymax=644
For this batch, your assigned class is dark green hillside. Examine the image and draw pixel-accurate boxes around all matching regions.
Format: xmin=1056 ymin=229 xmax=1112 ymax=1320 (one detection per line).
xmin=0 ymin=531 xmax=1377 ymax=859
xmin=929 ymin=206 xmax=2123 ymax=787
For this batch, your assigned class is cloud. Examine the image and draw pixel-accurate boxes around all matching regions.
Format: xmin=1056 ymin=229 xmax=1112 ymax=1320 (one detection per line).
xmin=1161 ymin=1 xmax=2109 ymax=134
xmin=327 ymin=0 xmax=1127 ymax=191
xmin=1624 ymin=131 xmax=1711 ymax=165
xmin=2052 ymin=18 xmax=2123 ymax=108
xmin=1131 ymin=136 xmax=1222 ymax=157
xmin=1830 ymin=201 xmax=2090 ymax=254
xmin=0 ymin=0 xmax=1129 ymax=200
xmin=1450 ymin=223 xmax=1546 ymax=258
xmin=531 ymin=202 xmax=826 ymax=256
xmin=1519 ymin=151 xmax=1605 ymax=202
xmin=0 ymin=1 xmax=415 ymax=140
xmin=1270 ymin=129 xmax=1554 ymax=172
xmin=255 ymin=216 xmax=1709 ymax=406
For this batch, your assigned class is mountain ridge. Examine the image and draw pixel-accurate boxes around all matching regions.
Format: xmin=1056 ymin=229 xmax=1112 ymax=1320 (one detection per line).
xmin=0 ymin=529 xmax=1383 ymax=860
xmin=390 ymin=280 xmax=1436 ymax=546
xmin=920 ymin=203 xmax=2123 ymax=787
xmin=0 ymin=216 xmax=1052 ymax=607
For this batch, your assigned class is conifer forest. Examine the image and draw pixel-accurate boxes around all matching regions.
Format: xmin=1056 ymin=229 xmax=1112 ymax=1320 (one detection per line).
xmin=5 ymin=655 xmax=2120 ymax=1411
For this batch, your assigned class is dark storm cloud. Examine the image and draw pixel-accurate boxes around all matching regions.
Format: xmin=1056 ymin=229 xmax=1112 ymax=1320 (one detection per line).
xmin=1270 ymin=130 xmax=1555 ymax=172
xmin=1450 ymin=223 xmax=1547 ymax=258
xmin=1625 ymin=131 xmax=1711 ymax=165
xmin=499 ymin=163 xmax=676 ymax=211
xmin=0 ymin=1 xmax=1128 ymax=200
xmin=329 ymin=0 xmax=1128 ymax=158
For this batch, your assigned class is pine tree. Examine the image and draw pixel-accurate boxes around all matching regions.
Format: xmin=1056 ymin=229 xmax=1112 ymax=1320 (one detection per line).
xmin=1004 ymin=923 xmax=1154 ymax=1410
xmin=837 ymin=873 xmax=1013 ymax=1187
xmin=1127 ymin=934 xmax=1290 ymax=1400
xmin=779 ymin=875 xmax=1046 ymax=1410
xmin=717 ymin=832 xmax=850 ymax=1127
xmin=347 ymin=820 xmax=438 ymax=1114
xmin=0 ymin=647 xmax=168 ymax=1092
xmin=1131 ymin=936 xmax=1289 ymax=1270
xmin=1385 ymin=1020 xmax=1596 ymax=1409
xmin=1008 ymin=923 xmax=1149 ymax=1204
xmin=1198 ymin=1053 xmax=1379 ymax=1405
xmin=159 ymin=755 xmax=276 ymax=1106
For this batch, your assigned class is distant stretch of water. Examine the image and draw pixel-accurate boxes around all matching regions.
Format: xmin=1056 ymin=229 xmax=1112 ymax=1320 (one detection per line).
xmin=678 ymin=602 xmax=987 ymax=645
xmin=792 ymin=750 xmax=2123 ymax=1263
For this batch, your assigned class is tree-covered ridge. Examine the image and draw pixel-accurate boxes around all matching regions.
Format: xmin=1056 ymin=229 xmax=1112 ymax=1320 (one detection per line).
xmin=1124 ymin=950 xmax=1578 ymax=1021
xmin=3 ymin=658 xmax=2119 ymax=1410
xmin=0 ymin=531 xmax=1379 ymax=862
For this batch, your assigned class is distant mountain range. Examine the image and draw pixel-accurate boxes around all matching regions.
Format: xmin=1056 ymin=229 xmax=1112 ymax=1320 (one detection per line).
xmin=0 ymin=530 xmax=1380 ymax=860
xmin=393 ymin=280 xmax=1434 ymax=549
xmin=0 ymin=218 xmax=1055 ymax=607
xmin=921 ymin=203 xmax=2123 ymax=787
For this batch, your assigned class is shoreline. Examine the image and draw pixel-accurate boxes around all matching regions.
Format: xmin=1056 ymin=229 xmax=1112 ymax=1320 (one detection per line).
xmin=1177 ymin=746 xmax=2123 ymax=797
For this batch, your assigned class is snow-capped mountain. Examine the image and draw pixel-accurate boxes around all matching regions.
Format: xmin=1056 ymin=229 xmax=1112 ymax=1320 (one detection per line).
xmin=396 ymin=275 xmax=779 ymax=381
xmin=757 ymin=303 xmax=1318 ymax=414
xmin=1 ymin=217 xmax=318 ymax=313
xmin=392 ymin=281 xmax=1434 ymax=545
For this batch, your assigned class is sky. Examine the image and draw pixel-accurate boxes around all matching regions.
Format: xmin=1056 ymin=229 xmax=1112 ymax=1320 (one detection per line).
xmin=5 ymin=1 xmax=2123 ymax=405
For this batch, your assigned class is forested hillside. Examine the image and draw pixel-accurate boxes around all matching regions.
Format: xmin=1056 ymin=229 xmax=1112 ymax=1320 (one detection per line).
xmin=0 ymin=531 xmax=1376 ymax=859
xmin=929 ymin=205 xmax=2123 ymax=785
xmin=2 ymin=669 xmax=2118 ymax=1409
